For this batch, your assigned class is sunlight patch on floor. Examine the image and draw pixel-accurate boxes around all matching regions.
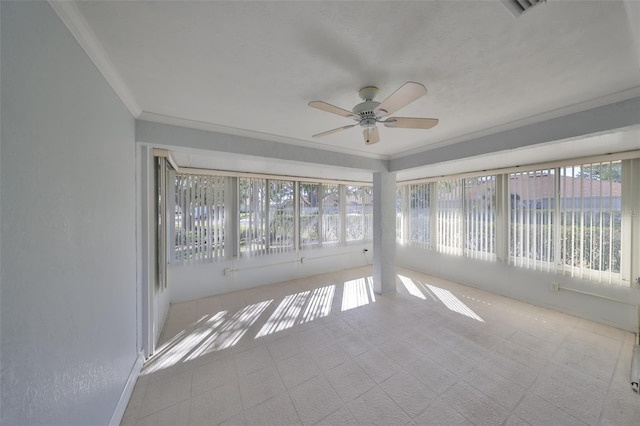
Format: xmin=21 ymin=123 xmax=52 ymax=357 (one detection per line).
xmin=426 ymin=284 xmax=484 ymax=322
xmin=142 ymin=300 xmax=272 ymax=374
xmin=341 ymin=277 xmax=375 ymax=311
xmin=256 ymin=291 xmax=310 ymax=337
xmin=398 ymin=275 xmax=427 ymax=300
xmin=300 ymin=285 xmax=335 ymax=323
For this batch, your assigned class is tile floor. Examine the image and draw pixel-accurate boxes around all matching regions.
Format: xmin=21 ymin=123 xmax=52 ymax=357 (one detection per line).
xmin=121 ymin=266 xmax=640 ymax=425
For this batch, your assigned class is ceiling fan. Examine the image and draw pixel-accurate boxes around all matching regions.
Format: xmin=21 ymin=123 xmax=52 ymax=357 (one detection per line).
xmin=308 ymin=81 xmax=438 ymax=145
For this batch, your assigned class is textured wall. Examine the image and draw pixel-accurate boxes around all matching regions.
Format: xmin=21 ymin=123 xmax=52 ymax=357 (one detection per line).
xmin=1 ymin=2 xmax=137 ymax=424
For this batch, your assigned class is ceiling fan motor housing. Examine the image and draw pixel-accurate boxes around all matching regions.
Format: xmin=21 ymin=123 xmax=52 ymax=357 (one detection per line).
xmin=353 ymin=98 xmax=382 ymax=129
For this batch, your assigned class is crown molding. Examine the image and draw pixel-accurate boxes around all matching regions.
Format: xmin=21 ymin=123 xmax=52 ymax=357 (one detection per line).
xmin=137 ymin=111 xmax=389 ymax=161
xmin=390 ymin=86 xmax=640 ymax=161
xmin=48 ymin=0 xmax=142 ymax=117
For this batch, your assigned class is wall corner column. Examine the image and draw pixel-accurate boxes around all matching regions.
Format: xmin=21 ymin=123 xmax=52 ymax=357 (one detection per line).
xmin=373 ymin=170 xmax=397 ymax=294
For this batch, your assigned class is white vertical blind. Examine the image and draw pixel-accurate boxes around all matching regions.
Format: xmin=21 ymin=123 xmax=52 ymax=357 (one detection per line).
xmin=239 ymin=178 xmax=267 ymax=256
xmin=559 ymin=160 xmax=622 ymax=285
xmin=268 ymin=180 xmax=295 ymax=254
xmin=437 ymin=178 xmax=464 ymax=255
xmin=346 ymin=186 xmax=366 ymax=242
xmin=174 ymin=174 xmax=226 ymax=263
xmin=464 ymin=175 xmax=496 ymax=261
xmin=300 ymin=182 xmax=321 ymax=247
xmin=409 ymin=183 xmax=430 ymax=247
xmin=508 ymin=169 xmax=555 ymax=270
xmin=322 ymin=184 xmax=341 ymax=245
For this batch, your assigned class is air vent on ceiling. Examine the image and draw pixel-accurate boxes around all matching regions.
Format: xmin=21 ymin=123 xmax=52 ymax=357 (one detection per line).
xmin=502 ymin=0 xmax=547 ymax=17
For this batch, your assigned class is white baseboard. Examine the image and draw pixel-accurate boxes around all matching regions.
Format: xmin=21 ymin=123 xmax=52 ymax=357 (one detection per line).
xmin=109 ymin=351 xmax=145 ymax=426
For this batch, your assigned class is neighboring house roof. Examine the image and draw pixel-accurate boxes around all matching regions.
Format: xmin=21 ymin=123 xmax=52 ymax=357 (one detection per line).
xmin=509 ymin=174 xmax=622 ymax=199
xmin=461 ymin=174 xmax=622 ymax=202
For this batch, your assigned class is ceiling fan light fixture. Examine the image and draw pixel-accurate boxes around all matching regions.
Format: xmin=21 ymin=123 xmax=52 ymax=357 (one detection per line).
xmin=308 ymin=81 xmax=438 ymax=145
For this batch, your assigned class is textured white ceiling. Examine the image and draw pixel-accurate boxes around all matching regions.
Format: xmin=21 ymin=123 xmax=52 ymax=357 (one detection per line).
xmin=75 ymin=0 xmax=639 ymax=159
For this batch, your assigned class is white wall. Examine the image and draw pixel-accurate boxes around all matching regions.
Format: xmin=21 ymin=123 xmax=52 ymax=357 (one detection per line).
xmin=0 ymin=2 xmax=137 ymax=424
xmin=397 ymin=245 xmax=640 ymax=332
xmin=169 ymin=243 xmax=372 ymax=303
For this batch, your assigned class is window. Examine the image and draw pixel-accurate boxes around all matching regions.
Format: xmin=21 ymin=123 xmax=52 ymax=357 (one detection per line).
xmin=346 ymin=185 xmax=373 ymax=242
xmin=300 ymin=183 xmax=321 ymax=247
xmin=465 ymin=175 xmax=496 ymax=260
xmin=239 ymin=178 xmax=267 ymax=255
xmin=509 ymin=169 xmax=556 ymax=270
xmin=239 ymin=178 xmax=295 ymax=255
xmin=174 ymin=174 xmax=226 ymax=262
xmin=409 ymin=183 xmax=431 ymax=247
xmin=437 ymin=178 xmax=464 ymax=255
xmin=322 ymin=184 xmax=341 ymax=245
xmin=559 ymin=161 xmax=622 ymax=284
xmin=267 ymin=180 xmax=296 ymax=254
xmin=300 ymin=183 xmax=341 ymax=247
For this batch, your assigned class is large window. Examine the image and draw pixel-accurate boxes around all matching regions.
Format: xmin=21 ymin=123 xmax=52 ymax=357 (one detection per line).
xmin=509 ymin=169 xmax=556 ymax=271
xmin=437 ymin=178 xmax=464 ymax=255
xmin=400 ymin=176 xmax=496 ymax=259
xmin=267 ymin=180 xmax=296 ymax=254
xmin=300 ymin=183 xmax=341 ymax=247
xmin=559 ymin=161 xmax=622 ymax=284
xmin=174 ymin=174 xmax=226 ymax=262
xmin=346 ymin=185 xmax=373 ymax=242
xmin=239 ymin=178 xmax=267 ymax=255
xmin=240 ymin=178 xmax=295 ymax=256
xmin=409 ymin=183 xmax=431 ymax=247
xmin=396 ymin=156 xmax=633 ymax=287
xmin=174 ymin=175 xmax=371 ymax=263
xmin=465 ymin=175 xmax=496 ymax=260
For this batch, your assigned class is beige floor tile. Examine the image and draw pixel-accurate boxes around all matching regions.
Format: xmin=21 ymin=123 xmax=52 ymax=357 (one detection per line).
xmin=347 ymin=387 xmax=412 ymax=426
xmin=233 ymin=344 xmax=274 ymax=375
xmin=275 ymin=351 xmax=321 ymax=389
xmin=189 ymin=383 xmax=242 ymax=426
xmin=442 ymin=381 xmax=510 ymax=426
xmin=243 ymin=393 xmax=301 ymax=426
xmin=407 ymin=355 xmax=459 ymax=394
xmin=237 ymin=365 xmax=286 ymax=409
xmin=138 ymin=370 xmax=193 ymax=418
xmin=288 ymin=376 xmax=343 ymax=425
xmin=191 ymin=356 xmax=237 ymax=396
xmin=137 ymin=400 xmax=191 ymax=426
xmin=354 ymin=348 xmax=402 ymax=384
xmin=315 ymin=406 xmax=358 ymax=426
xmin=513 ymin=393 xmax=586 ymax=426
xmin=380 ymin=370 xmax=437 ymax=418
xmin=414 ymin=398 xmax=473 ymax=425
xmin=122 ymin=267 xmax=638 ymax=426
xmin=324 ymin=358 xmax=376 ymax=403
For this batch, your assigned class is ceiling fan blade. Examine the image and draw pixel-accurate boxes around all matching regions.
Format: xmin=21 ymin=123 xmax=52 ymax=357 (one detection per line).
xmin=309 ymin=101 xmax=357 ymax=118
xmin=363 ymin=126 xmax=380 ymax=145
xmin=312 ymin=124 xmax=357 ymax=138
xmin=384 ymin=117 xmax=439 ymax=129
xmin=374 ymin=82 xmax=427 ymax=117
